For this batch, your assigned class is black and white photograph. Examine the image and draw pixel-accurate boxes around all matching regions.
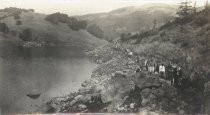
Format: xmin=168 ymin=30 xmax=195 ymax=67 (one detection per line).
xmin=0 ymin=0 xmax=210 ymax=114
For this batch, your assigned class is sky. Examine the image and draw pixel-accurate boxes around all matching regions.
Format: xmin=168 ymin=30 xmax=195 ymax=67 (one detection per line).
xmin=0 ymin=0 xmax=209 ymax=16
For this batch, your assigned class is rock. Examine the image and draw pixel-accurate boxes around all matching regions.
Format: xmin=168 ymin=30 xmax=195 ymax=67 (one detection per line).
xmin=151 ymin=104 xmax=156 ymax=108
xmin=79 ymin=87 xmax=91 ymax=93
xmin=130 ymin=103 xmax=135 ymax=109
xmin=148 ymin=93 xmax=156 ymax=100
xmin=36 ymin=104 xmax=57 ymax=113
xmin=141 ymin=97 xmax=150 ymax=106
xmin=81 ymin=81 xmax=90 ymax=87
xmin=140 ymin=88 xmax=151 ymax=98
xmin=115 ymin=71 xmax=126 ymax=77
xmin=151 ymin=88 xmax=165 ymax=97
xmin=179 ymin=109 xmax=185 ymax=115
xmin=133 ymin=73 xmax=161 ymax=89
xmin=74 ymin=95 xmax=84 ymax=101
xmin=78 ymin=104 xmax=87 ymax=110
xmin=80 ymin=95 xmax=92 ymax=103
xmin=100 ymin=76 xmax=134 ymax=103
xmin=69 ymin=99 xmax=77 ymax=106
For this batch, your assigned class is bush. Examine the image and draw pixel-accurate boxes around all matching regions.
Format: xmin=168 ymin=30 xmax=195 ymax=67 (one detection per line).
xmin=120 ymin=33 xmax=132 ymax=42
xmin=0 ymin=23 xmax=9 ymax=33
xmin=16 ymin=20 xmax=22 ymax=25
xmin=14 ymin=14 xmax=20 ymax=20
xmin=194 ymin=17 xmax=209 ymax=27
xmin=69 ymin=17 xmax=87 ymax=30
xmin=87 ymin=24 xmax=104 ymax=38
xmin=175 ymin=16 xmax=193 ymax=25
xmin=45 ymin=12 xmax=70 ymax=24
xmin=10 ymin=30 xmax=17 ymax=36
xmin=19 ymin=28 xmax=32 ymax=41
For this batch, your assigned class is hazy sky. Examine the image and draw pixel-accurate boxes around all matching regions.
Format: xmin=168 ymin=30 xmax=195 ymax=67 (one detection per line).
xmin=0 ymin=0 xmax=208 ymax=15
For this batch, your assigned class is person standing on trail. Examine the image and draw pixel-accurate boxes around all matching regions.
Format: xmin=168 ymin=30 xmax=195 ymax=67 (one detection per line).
xmin=177 ymin=66 xmax=183 ymax=87
xmin=154 ymin=64 xmax=159 ymax=74
xmin=173 ymin=67 xmax=178 ymax=88
xmin=166 ymin=64 xmax=173 ymax=85
xmin=159 ymin=64 xmax=165 ymax=79
xmin=148 ymin=60 xmax=155 ymax=75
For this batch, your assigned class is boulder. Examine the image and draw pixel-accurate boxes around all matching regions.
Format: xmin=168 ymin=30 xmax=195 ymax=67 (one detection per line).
xmin=133 ymin=73 xmax=161 ymax=90
xmin=140 ymin=88 xmax=151 ymax=98
xmin=69 ymin=99 xmax=77 ymax=106
xmin=151 ymin=88 xmax=165 ymax=97
xmin=78 ymin=104 xmax=87 ymax=110
xmin=100 ymin=75 xmax=135 ymax=103
xmin=130 ymin=103 xmax=135 ymax=109
xmin=74 ymin=95 xmax=84 ymax=101
xmin=141 ymin=97 xmax=150 ymax=106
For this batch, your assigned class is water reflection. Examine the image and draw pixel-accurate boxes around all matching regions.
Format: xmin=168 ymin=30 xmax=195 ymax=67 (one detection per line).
xmin=0 ymin=41 xmax=97 ymax=114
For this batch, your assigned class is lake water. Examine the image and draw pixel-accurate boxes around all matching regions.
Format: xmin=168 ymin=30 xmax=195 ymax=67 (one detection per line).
xmin=0 ymin=41 xmax=97 ymax=114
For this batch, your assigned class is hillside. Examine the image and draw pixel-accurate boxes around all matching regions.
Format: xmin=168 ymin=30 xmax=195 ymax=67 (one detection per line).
xmin=0 ymin=8 xmax=107 ymax=50
xmin=80 ymin=3 xmax=178 ymax=40
xmin=45 ymin=5 xmax=210 ymax=114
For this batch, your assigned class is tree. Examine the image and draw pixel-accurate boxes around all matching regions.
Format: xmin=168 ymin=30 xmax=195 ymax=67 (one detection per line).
xmin=19 ymin=28 xmax=32 ymax=41
xmin=193 ymin=1 xmax=197 ymax=14
xmin=68 ymin=17 xmax=87 ymax=30
xmin=0 ymin=23 xmax=9 ymax=33
xmin=204 ymin=0 xmax=210 ymax=14
xmin=16 ymin=20 xmax=22 ymax=25
xmin=177 ymin=0 xmax=193 ymax=18
xmin=87 ymin=24 xmax=104 ymax=38
xmin=45 ymin=12 xmax=70 ymax=24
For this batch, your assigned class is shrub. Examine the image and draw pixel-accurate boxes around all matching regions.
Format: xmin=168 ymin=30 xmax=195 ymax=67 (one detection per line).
xmin=10 ymin=30 xmax=17 ymax=36
xmin=14 ymin=14 xmax=20 ymax=20
xmin=87 ymin=24 xmax=104 ymax=38
xmin=69 ymin=17 xmax=87 ymax=30
xmin=16 ymin=20 xmax=22 ymax=25
xmin=194 ymin=17 xmax=209 ymax=27
xmin=174 ymin=16 xmax=193 ymax=25
xmin=0 ymin=23 xmax=9 ymax=33
xmin=45 ymin=12 xmax=70 ymax=24
xmin=19 ymin=28 xmax=32 ymax=41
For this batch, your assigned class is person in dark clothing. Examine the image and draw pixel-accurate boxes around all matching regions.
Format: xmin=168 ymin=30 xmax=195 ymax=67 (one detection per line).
xmin=155 ymin=64 xmax=159 ymax=74
xmin=136 ymin=68 xmax=141 ymax=73
xmin=166 ymin=64 xmax=173 ymax=85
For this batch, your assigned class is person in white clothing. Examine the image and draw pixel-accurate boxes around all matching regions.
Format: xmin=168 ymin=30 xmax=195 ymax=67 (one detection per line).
xmin=159 ymin=64 xmax=165 ymax=78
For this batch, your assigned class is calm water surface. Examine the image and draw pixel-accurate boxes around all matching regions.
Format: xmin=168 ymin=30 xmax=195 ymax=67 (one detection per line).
xmin=0 ymin=41 xmax=97 ymax=114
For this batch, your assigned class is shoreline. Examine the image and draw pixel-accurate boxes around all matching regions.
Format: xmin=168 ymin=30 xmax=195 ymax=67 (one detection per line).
xmin=39 ymin=43 xmax=188 ymax=114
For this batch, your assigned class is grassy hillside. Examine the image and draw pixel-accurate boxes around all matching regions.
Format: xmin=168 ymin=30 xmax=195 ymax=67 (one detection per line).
xmin=80 ymin=3 xmax=177 ymax=40
xmin=0 ymin=8 xmax=107 ymax=50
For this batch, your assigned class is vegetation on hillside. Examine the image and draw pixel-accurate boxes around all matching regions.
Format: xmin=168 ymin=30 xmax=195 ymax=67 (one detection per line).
xmin=117 ymin=1 xmax=210 ymax=113
xmin=87 ymin=24 xmax=104 ymax=38
xmin=45 ymin=12 xmax=87 ymax=31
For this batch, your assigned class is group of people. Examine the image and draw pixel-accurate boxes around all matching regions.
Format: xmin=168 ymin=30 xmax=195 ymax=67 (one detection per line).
xmin=112 ymin=42 xmax=185 ymax=88
xmin=136 ymin=58 xmax=184 ymax=88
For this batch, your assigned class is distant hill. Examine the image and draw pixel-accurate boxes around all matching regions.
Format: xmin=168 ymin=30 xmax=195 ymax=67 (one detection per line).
xmin=0 ymin=7 xmax=107 ymax=50
xmin=79 ymin=3 xmax=178 ymax=40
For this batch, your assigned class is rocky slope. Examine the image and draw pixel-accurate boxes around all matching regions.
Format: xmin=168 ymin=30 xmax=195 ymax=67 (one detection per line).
xmin=43 ymin=5 xmax=210 ymax=114
xmin=44 ymin=43 xmax=183 ymax=114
